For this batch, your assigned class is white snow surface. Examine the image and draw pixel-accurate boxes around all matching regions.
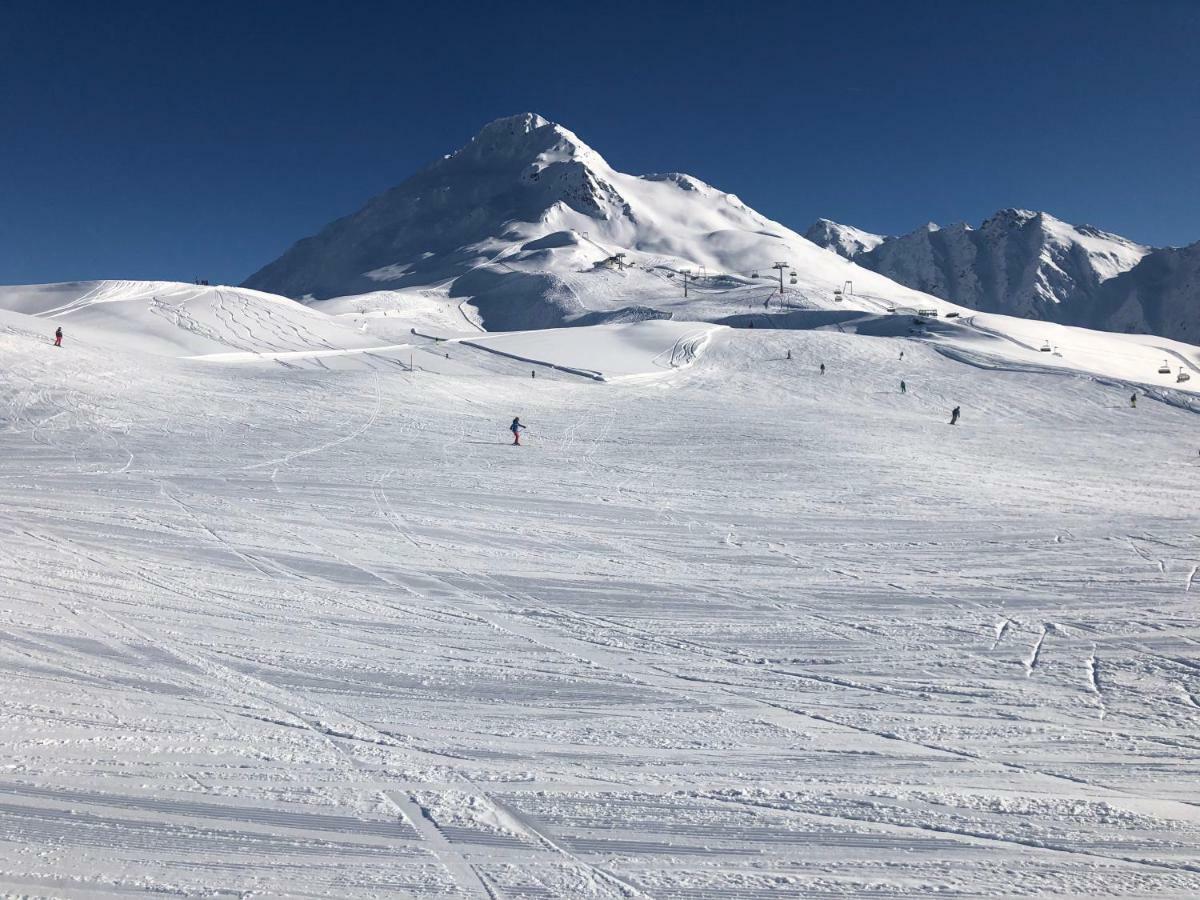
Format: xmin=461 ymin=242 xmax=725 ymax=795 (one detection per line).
xmin=1 ymin=277 xmax=1199 ymax=896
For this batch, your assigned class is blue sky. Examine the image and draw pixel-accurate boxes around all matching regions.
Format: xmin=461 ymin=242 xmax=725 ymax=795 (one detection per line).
xmin=2 ymin=0 xmax=1197 ymax=285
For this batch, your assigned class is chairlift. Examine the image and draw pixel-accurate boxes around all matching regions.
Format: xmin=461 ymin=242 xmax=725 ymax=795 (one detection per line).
xmin=1178 ymin=368 xmax=1191 ymax=383
xmin=1040 ymin=341 xmax=1052 ymax=352
xmin=789 ymin=273 xmax=798 ymax=285
xmin=1158 ymin=360 xmax=1172 ymax=374
xmin=885 ymin=303 xmax=896 ymax=313
xmin=833 ymin=288 xmax=843 ymax=302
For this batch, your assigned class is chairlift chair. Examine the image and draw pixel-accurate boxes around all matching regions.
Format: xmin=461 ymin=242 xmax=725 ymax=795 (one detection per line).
xmin=1040 ymin=341 xmax=1052 ymax=352
xmin=1178 ymin=368 xmax=1192 ymax=383
xmin=1158 ymin=360 xmax=1172 ymax=374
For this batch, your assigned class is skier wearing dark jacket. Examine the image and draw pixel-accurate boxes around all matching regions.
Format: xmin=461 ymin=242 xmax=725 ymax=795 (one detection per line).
xmin=54 ymin=326 xmax=63 ymax=347
xmin=510 ymin=417 xmax=526 ymax=446
xmin=950 ymin=406 xmax=960 ymax=425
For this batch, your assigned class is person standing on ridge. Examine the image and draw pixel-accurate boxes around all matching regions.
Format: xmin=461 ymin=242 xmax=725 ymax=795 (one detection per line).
xmin=510 ymin=417 xmax=526 ymax=446
xmin=53 ymin=326 xmax=63 ymax=347
xmin=950 ymin=406 xmax=960 ymax=425
xmin=1130 ymin=393 xmax=1137 ymax=408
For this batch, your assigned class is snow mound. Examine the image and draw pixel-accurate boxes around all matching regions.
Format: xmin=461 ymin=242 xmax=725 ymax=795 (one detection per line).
xmin=0 ymin=280 xmax=379 ymax=358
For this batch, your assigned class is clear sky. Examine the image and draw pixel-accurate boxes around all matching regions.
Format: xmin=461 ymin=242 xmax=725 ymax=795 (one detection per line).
xmin=2 ymin=0 xmax=1198 ymax=285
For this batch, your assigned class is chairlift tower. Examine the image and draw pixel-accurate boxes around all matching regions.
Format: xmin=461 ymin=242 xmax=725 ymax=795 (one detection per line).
xmin=682 ymin=269 xmax=692 ymax=298
xmin=772 ymin=262 xmax=790 ymax=297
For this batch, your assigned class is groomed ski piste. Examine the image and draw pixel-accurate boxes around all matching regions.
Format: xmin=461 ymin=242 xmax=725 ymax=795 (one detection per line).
xmin=1 ymin=278 xmax=1199 ymax=898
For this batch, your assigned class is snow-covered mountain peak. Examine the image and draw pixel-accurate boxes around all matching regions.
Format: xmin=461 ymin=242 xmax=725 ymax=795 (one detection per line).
xmin=802 ymin=219 xmax=887 ymax=259
xmin=451 ymin=112 xmax=611 ymax=178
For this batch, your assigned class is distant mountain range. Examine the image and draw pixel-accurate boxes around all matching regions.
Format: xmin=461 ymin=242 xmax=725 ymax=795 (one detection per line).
xmin=805 ymin=212 xmax=1200 ymax=343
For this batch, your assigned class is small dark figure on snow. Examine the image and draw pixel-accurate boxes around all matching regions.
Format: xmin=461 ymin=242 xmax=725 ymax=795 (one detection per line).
xmin=531 ymin=370 xmax=536 ymax=379
xmin=950 ymin=406 xmax=961 ymax=425
xmin=510 ymin=417 xmax=526 ymax=446
xmin=819 ymin=363 xmax=825 ymax=375
xmin=1130 ymin=393 xmax=1137 ymax=408
xmin=786 ymin=349 xmax=792 ymax=360
xmin=53 ymin=326 xmax=63 ymax=347
xmin=899 ymin=350 xmax=904 ymax=360
xmin=900 ymin=380 xmax=906 ymax=394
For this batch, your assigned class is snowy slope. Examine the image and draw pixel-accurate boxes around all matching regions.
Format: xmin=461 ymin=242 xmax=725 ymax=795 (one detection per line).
xmin=2 ymin=301 xmax=1200 ymax=896
xmin=807 ymin=209 xmax=1162 ymax=334
xmin=244 ymin=113 xmax=954 ymax=330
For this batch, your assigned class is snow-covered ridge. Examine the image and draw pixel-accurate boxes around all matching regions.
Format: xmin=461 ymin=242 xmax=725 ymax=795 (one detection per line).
xmin=804 ymin=208 xmax=1177 ymax=337
xmin=803 ymin=218 xmax=887 ymax=258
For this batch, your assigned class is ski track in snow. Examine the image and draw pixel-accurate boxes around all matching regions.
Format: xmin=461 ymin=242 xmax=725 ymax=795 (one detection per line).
xmin=0 ymin=298 xmax=1199 ymax=897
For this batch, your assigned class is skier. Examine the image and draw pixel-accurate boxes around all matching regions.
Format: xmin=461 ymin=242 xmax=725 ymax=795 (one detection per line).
xmin=531 ymin=370 xmax=536 ymax=379
xmin=1130 ymin=393 xmax=1137 ymax=408
xmin=900 ymin=380 xmax=906 ymax=394
xmin=510 ymin=417 xmax=526 ymax=446
xmin=950 ymin=406 xmax=960 ymax=425
xmin=53 ymin=326 xmax=63 ymax=347
xmin=786 ymin=349 xmax=792 ymax=360
xmin=819 ymin=363 xmax=825 ymax=375
xmin=899 ymin=350 xmax=904 ymax=360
